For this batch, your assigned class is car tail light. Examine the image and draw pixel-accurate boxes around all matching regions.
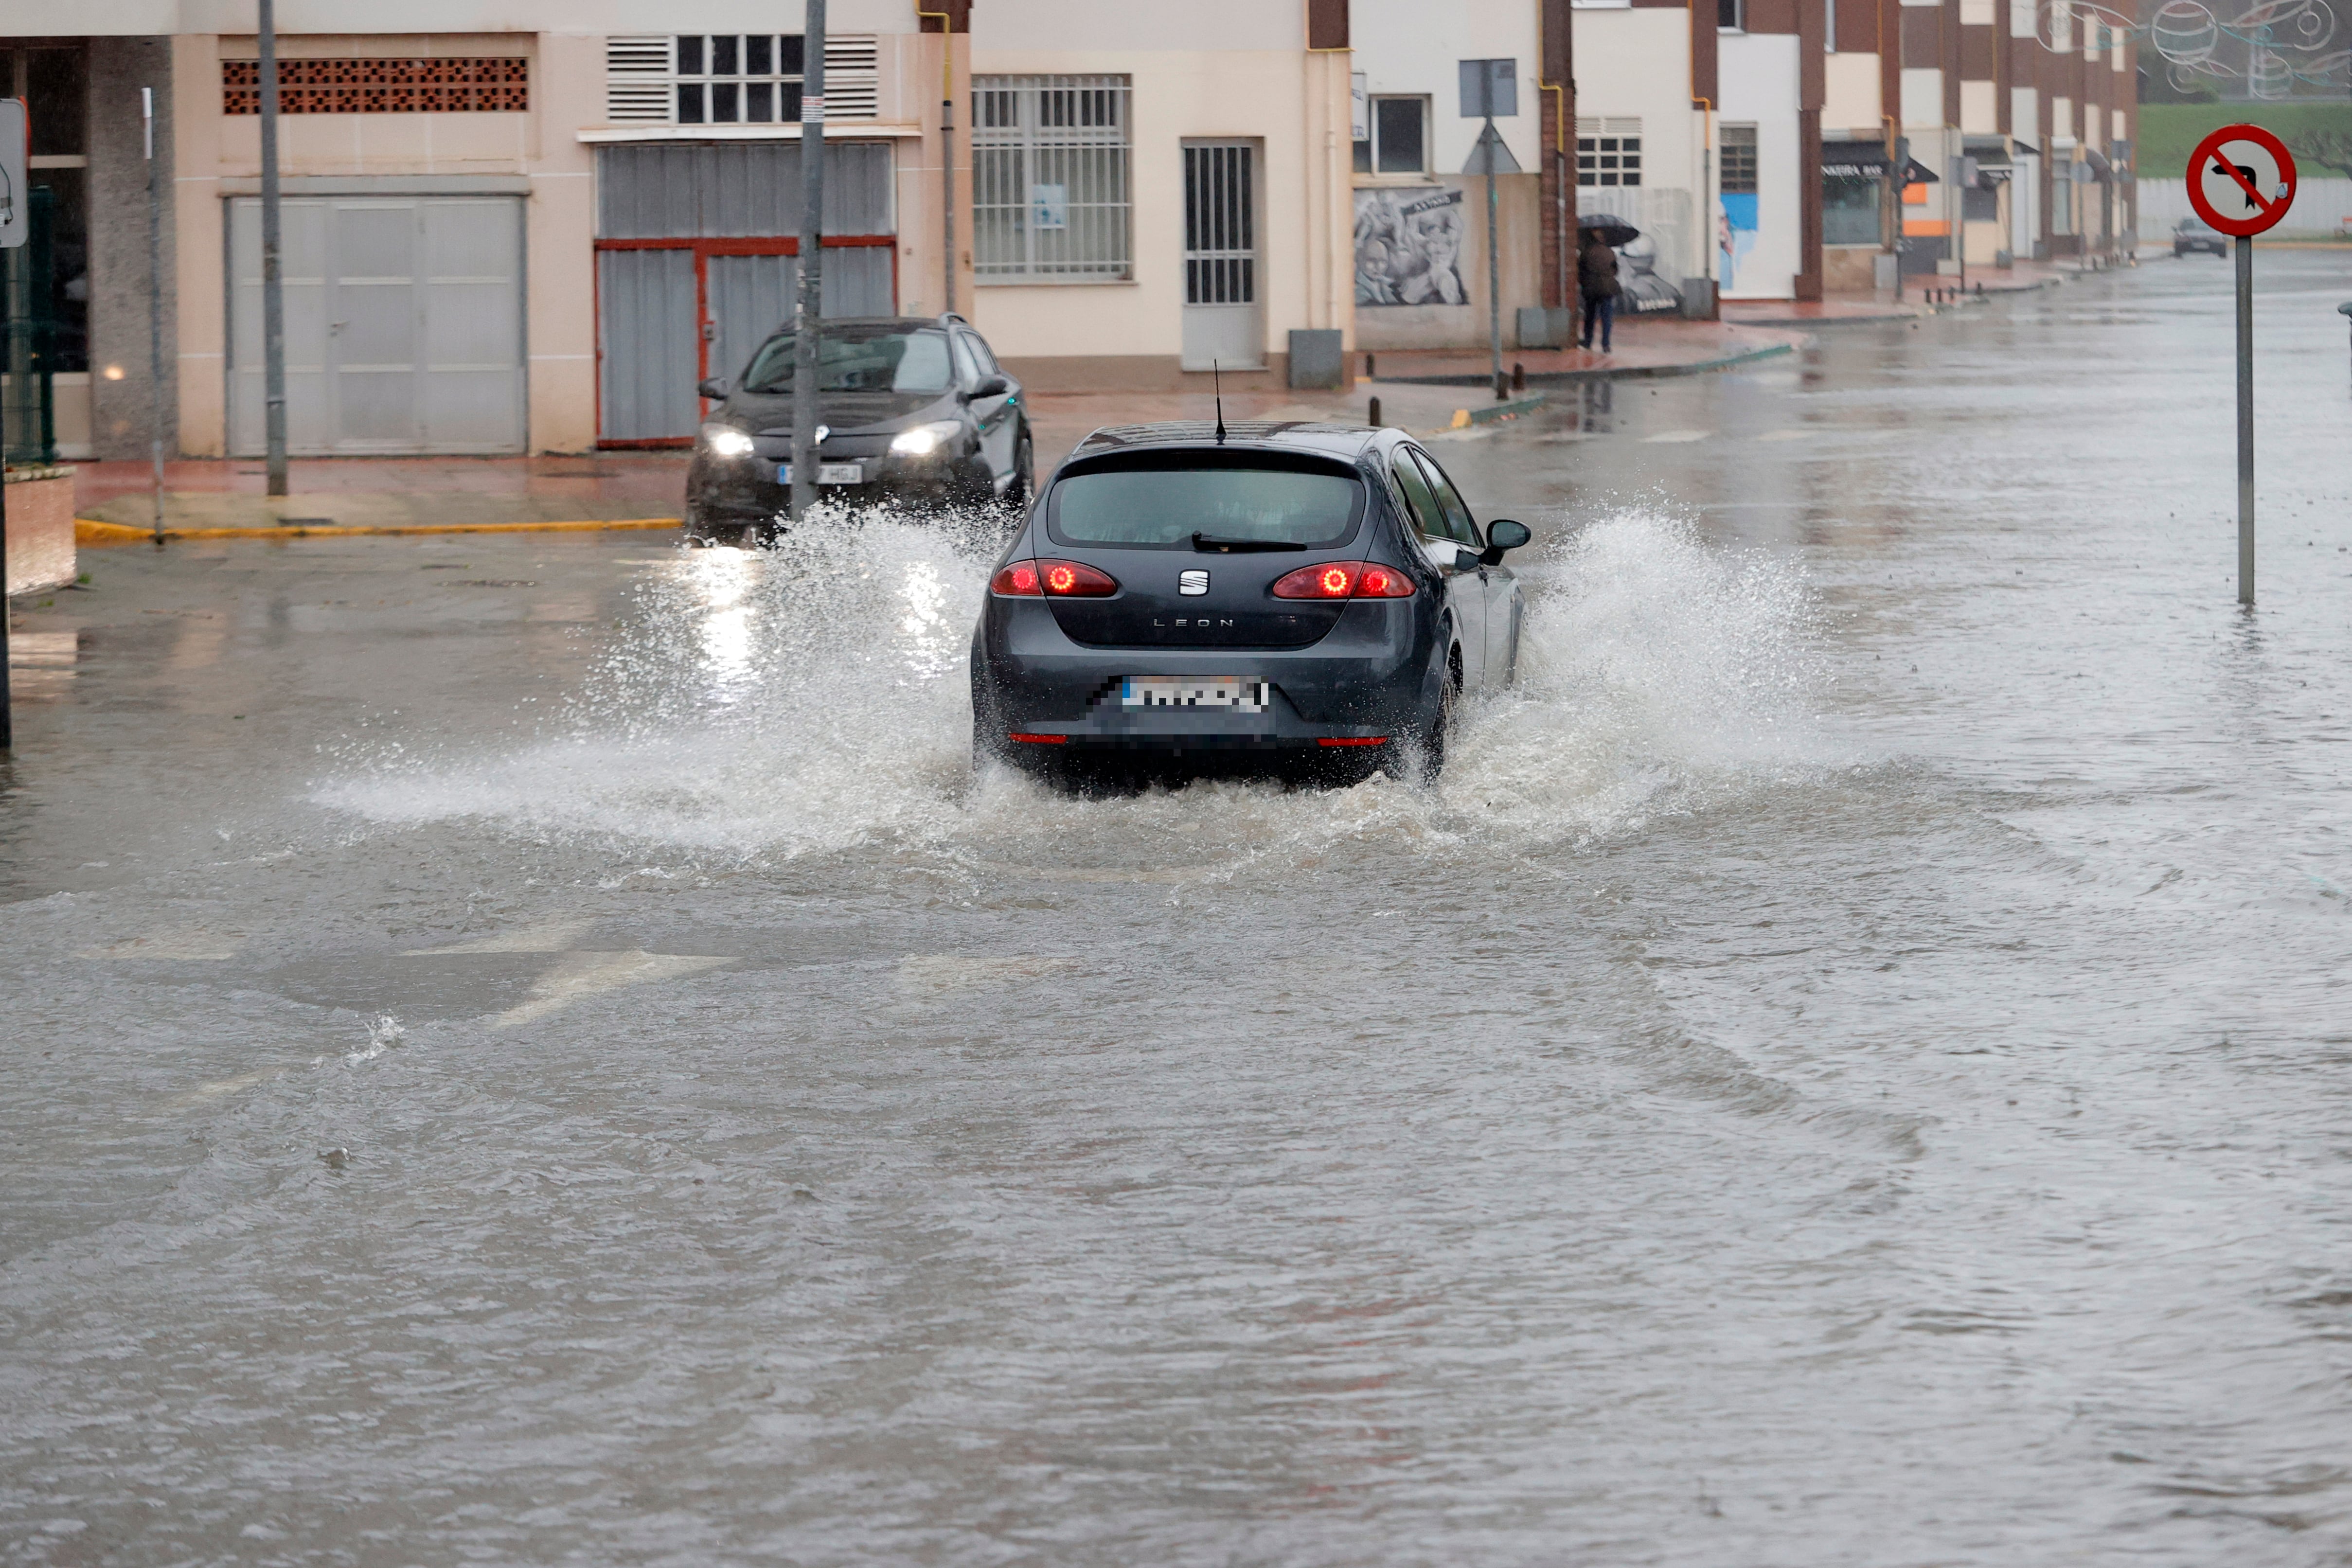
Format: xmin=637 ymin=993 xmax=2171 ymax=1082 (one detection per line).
xmin=1038 ymin=559 xmax=1119 ymax=597
xmin=1317 ymin=736 xmax=1389 ymax=748
xmin=990 ymin=562 xmax=1042 ymax=596
xmin=1008 ymin=732 xmax=1068 ymax=745
xmin=1269 ymin=561 xmax=1416 ymax=600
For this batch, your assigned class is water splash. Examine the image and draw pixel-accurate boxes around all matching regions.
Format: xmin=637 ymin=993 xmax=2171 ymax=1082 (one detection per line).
xmin=311 ymin=508 xmax=1829 ymax=863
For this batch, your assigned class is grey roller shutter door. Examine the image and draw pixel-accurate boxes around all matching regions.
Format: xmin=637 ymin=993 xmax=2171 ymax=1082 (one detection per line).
xmin=596 ymin=249 xmax=698 ymax=443
xmin=228 ymin=196 xmax=524 ymax=456
xmin=707 ymin=249 xmax=897 ymax=387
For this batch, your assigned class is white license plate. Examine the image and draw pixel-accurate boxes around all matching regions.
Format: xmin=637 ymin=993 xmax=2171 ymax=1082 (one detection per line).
xmin=1121 ymin=677 xmax=1271 ymax=713
xmin=778 ymin=462 xmax=865 ymax=486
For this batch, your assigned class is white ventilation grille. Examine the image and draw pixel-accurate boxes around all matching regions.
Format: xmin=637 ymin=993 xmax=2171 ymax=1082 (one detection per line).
xmin=606 ymin=35 xmax=671 ymax=122
xmin=823 ymin=35 xmax=880 ymax=121
xmin=1577 ymin=116 xmax=1642 ymax=136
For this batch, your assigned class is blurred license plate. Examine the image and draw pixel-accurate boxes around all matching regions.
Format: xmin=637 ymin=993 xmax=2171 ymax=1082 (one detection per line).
xmin=777 ymin=462 xmax=865 ymax=485
xmin=1121 ymin=677 xmax=1270 ymax=713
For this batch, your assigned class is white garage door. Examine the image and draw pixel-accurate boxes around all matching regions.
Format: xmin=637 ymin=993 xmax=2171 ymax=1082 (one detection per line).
xmin=229 ymin=196 xmax=525 ymax=456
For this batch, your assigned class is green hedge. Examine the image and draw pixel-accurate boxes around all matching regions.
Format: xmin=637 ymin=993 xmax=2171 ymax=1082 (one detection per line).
xmin=2137 ymin=103 xmax=2352 ymax=178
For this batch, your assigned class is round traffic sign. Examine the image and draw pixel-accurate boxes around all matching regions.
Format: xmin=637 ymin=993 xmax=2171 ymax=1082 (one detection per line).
xmin=2187 ymin=124 xmax=2298 ymax=238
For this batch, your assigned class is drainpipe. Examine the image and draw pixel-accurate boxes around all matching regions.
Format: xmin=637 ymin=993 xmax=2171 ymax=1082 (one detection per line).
xmin=914 ymin=6 xmax=956 ymax=315
xmin=1307 ymin=17 xmax=1351 ymax=345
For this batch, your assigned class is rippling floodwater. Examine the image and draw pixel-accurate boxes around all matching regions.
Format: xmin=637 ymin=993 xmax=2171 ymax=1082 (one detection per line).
xmin=5 ymin=255 xmax=2351 ymax=1565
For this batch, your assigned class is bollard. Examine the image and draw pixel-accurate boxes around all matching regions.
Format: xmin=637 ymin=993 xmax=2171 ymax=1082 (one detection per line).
xmin=1493 ymin=372 xmax=1508 ymax=401
xmin=1511 ymin=360 xmax=1525 ymax=392
xmin=1369 ymin=395 xmax=1383 ymax=428
xmin=2339 ymin=303 xmax=2352 ymax=381
xmin=1365 ymin=352 xmax=1376 ymax=380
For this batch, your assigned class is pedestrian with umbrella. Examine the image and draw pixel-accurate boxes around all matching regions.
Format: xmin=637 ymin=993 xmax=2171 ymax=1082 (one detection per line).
xmin=1578 ymin=214 xmax=1637 ymax=353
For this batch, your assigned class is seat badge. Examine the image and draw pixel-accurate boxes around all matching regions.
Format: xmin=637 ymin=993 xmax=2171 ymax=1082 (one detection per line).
xmin=1178 ymin=570 xmax=1210 ymax=596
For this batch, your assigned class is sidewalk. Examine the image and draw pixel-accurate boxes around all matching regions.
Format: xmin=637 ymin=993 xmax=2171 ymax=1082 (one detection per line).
xmin=1359 ymin=317 xmax=1804 ymax=385
xmin=71 ymin=454 xmax=688 ymax=537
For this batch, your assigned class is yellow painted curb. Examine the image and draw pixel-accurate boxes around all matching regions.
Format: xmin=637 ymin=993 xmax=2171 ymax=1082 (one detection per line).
xmin=76 ymin=517 xmax=682 ymax=545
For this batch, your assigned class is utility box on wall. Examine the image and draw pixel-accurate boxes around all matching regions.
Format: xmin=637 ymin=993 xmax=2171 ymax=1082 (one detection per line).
xmin=1515 ymin=306 xmax=1572 ymax=349
xmin=1287 ymin=329 xmax=1346 ymax=390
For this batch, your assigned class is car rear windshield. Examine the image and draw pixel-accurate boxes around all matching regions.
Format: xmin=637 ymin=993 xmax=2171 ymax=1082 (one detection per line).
xmin=740 ymin=328 xmax=954 ymax=395
xmin=1050 ymin=458 xmax=1363 ymax=549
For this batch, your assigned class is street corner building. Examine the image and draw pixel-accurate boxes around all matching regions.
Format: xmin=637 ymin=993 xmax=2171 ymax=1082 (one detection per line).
xmin=11 ymin=0 xmax=2131 ymax=462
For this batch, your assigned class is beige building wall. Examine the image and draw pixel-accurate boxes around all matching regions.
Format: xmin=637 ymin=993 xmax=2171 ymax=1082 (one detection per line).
xmin=168 ymin=30 xmax=605 ymax=453
xmin=968 ymin=1 xmax=1353 ymax=391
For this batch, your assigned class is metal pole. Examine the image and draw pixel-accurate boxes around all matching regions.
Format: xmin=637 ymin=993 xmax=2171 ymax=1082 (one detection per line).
xmin=145 ymin=86 xmax=166 ymax=539
xmin=1485 ymin=117 xmax=1502 ymax=397
xmin=788 ymin=0 xmax=829 ymax=522
xmin=259 ymin=0 xmax=287 ymax=498
xmin=941 ymin=44 xmax=955 ymax=315
xmin=2237 ymin=233 xmax=2254 ymax=606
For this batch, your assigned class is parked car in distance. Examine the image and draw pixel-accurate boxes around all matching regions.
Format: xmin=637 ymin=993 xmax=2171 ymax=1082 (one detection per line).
xmin=2174 ymin=216 xmax=2227 ymax=257
xmin=685 ymin=315 xmax=1032 ymax=544
xmin=970 ymin=421 xmax=1532 ymax=787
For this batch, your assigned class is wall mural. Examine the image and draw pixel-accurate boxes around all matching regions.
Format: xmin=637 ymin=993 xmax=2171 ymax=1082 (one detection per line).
xmin=2042 ymin=0 xmax=2349 ymax=96
xmin=1354 ymin=188 xmax=1467 ymax=307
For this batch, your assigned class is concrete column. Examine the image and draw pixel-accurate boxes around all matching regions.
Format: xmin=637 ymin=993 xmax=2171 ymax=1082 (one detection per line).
xmin=86 ymin=37 xmax=178 ymax=462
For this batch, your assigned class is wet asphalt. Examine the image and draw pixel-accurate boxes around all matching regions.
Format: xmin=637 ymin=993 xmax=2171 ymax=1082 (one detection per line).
xmin=4 ymin=251 xmax=2352 ymax=1566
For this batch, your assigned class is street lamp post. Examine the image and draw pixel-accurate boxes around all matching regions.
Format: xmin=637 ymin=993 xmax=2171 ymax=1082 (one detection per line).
xmin=259 ymin=0 xmax=287 ymax=498
xmin=788 ymin=0 xmax=829 ymax=522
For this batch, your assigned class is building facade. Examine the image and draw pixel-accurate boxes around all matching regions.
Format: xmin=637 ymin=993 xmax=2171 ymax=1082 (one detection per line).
xmin=12 ymin=0 xmax=2132 ymax=461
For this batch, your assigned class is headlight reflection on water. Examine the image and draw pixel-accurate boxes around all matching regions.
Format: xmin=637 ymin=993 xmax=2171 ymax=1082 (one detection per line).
xmin=683 ymin=547 xmax=759 ymax=700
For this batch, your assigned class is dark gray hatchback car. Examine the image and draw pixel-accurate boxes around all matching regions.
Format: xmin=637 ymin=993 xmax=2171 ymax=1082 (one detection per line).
xmin=685 ymin=315 xmax=1032 ymax=543
xmin=970 ymin=422 xmax=1532 ymax=784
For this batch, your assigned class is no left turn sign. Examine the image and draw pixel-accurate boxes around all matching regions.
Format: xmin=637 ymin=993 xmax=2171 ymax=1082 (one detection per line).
xmin=2188 ymin=124 xmax=2298 ymax=238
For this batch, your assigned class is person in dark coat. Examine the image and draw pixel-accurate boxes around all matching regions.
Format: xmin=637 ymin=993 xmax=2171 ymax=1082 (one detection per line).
xmin=1578 ymin=230 xmax=1621 ymax=352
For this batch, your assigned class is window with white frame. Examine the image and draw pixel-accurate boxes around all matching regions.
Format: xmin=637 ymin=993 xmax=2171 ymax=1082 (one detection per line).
xmin=602 ymin=34 xmax=877 ymax=125
xmin=1352 ymin=95 xmax=1430 ymax=175
xmin=971 ymin=75 xmax=1133 ymax=281
xmin=1578 ymin=118 xmax=1642 ymax=186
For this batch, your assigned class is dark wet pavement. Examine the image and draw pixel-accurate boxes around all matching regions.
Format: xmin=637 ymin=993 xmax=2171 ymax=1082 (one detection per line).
xmin=4 ymin=252 xmax=2351 ymax=1566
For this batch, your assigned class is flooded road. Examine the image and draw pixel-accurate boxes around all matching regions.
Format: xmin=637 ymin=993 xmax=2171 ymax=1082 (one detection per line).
xmin=5 ymin=253 xmax=2351 ymax=1565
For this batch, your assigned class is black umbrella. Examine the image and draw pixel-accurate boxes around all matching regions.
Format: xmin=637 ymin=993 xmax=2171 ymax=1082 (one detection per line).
xmin=1577 ymin=214 xmax=1640 ymax=247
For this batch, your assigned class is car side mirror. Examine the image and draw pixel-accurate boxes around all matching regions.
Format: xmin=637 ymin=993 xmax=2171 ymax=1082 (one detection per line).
xmin=696 ymin=376 xmax=731 ymax=399
xmin=1479 ymin=518 xmax=1531 ymax=566
xmin=966 ymin=374 xmax=1010 ymax=401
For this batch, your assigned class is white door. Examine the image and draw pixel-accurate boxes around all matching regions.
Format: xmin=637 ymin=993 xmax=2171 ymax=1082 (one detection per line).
xmin=1180 ymin=142 xmax=1263 ymax=371
xmin=230 ymin=196 xmax=524 ymax=456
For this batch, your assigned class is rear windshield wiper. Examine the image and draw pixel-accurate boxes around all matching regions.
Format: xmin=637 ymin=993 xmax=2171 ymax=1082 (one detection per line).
xmin=1192 ymin=533 xmax=1306 ymax=553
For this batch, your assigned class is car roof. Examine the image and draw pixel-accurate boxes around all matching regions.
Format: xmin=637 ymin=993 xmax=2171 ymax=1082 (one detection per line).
xmin=1066 ymin=421 xmax=1389 ymax=462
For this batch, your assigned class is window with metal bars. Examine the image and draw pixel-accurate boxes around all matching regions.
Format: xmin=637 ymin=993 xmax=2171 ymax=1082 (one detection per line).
xmin=1720 ymin=125 xmax=1758 ymax=194
xmin=971 ymin=74 xmax=1133 ymax=282
xmin=1183 ymin=144 xmax=1255 ymax=305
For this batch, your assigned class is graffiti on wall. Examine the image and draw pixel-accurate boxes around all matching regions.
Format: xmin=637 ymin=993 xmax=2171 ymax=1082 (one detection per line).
xmin=1354 ymin=188 xmax=1467 ymax=307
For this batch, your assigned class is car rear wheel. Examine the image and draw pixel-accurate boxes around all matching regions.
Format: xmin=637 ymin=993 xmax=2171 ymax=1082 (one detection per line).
xmin=1412 ymin=643 xmax=1463 ymax=779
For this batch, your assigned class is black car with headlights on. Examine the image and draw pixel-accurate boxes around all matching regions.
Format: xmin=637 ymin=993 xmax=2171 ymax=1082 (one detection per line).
xmin=970 ymin=421 xmax=1532 ymax=785
xmin=685 ymin=314 xmax=1033 ymax=544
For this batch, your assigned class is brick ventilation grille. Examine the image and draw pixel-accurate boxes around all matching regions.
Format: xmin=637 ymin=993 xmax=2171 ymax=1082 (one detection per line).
xmin=223 ymin=58 xmax=529 ymax=114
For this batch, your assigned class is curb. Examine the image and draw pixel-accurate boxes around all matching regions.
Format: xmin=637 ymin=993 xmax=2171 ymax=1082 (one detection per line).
xmin=76 ymin=517 xmax=682 ymax=545
xmin=1453 ymin=394 xmax=1549 ymax=427
xmin=1383 ymin=340 xmax=1796 ymax=388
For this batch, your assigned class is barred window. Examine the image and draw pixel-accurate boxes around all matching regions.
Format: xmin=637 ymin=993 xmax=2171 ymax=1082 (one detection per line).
xmin=223 ymin=57 xmax=527 ymax=114
xmin=971 ymin=74 xmax=1133 ymax=282
xmin=1577 ymin=117 xmax=1642 ymax=187
xmin=1720 ymin=125 xmax=1758 ymax=194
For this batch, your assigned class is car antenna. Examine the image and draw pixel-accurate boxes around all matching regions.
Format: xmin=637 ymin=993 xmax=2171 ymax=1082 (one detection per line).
xmin=1212 ymin=359 xmax=1227 ymax=445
